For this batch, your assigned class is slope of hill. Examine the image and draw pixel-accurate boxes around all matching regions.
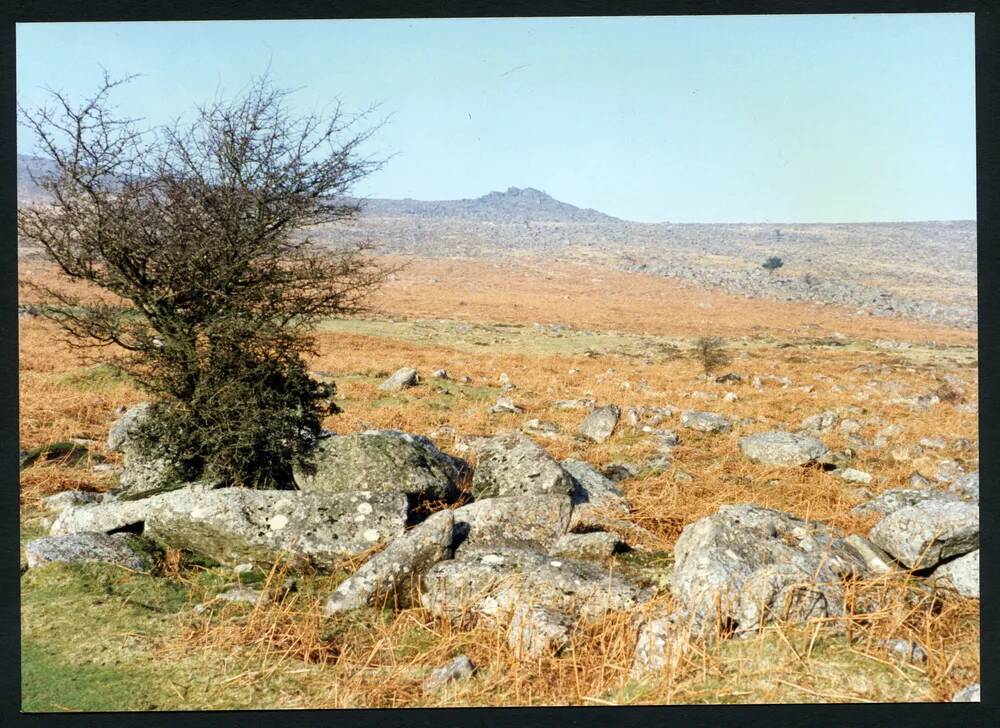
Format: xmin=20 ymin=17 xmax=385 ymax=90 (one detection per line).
xmin=17 ymin=154 xmax=57 ymax=202
xmin=16 ymin=155 xmax=976 ymax=328
xmin=356 ymin=186 xmax=620 ymax=223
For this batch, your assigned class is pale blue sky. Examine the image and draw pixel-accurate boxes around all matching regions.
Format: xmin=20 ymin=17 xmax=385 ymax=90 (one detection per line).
xmin=16 ymin=15 xmax=976 ymax=223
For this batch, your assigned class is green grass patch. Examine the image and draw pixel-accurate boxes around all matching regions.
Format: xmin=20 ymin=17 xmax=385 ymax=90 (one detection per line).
xmin=57 ymin=363 xmax=132 ymax=392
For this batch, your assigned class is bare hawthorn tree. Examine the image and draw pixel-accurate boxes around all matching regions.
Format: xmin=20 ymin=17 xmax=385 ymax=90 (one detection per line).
xmin=18 ymin=73 xmax=395 ymax=487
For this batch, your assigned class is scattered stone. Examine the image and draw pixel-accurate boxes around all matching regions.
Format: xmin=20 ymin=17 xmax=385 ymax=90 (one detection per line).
xmin=116 ymin=445 xmax=187 ymax=500
xmin=522 ymin=419 xmax=561 ymax=438
xmin=752 ymin=374 xmax=792 ymax=389
xmin=554 ymin=399 xmax=595 ymax=411
xmin=953 ymin=438 xmax=976 ymax=452
xmin=24 ymin=532 xmax=153 ymax=571
xmin=869 ymin=500 xmax=979 ymax=569
xmin=948 ymin=471 xmax=979 ymax=502
xmin=734 ymin=563 xmax=837 ymax=637
xmin=106 ymin=402 xmax=151 ymax=452
xmin=838 ymin=419 xmax=862 ymax=435
xmin=471 ymin=433 xmax=574 ymax=499
xmin=293 ymin=429 xmax=467 ymax=503
xmin=722 ymin=392 xmax=738 ymax=402
xmin=490 ymin=397 xmax=524 ymax=414
xmin=671 ymin=467 xmax=694 ymax=484
xmin=378 ymin=367 xmax=419 ymax=392
xmin=193 ymin=586 xmax=282 ymax=614
xmin=837 ymin=468 xmax=872 ymax=484
xmin=649 ymin=429 xmax=679 ymax=447
xmin=642 ymin=454 xmax=674 ymax=472
xmin=851 ymin=489 xmax=962 ymax=518
xmin=601 ymin=463 xmax=639 ymax=483
xmin=431 ymin=369 xmax=450 ymax=380
xmin=422 ymin=655 xmax=475 ymax=693
xmin=632 ymin=610 xmax=691 ymax=676
xmin=930 ymin=549 xmax=979 ymax=599
xmin=840 ymin=534 xmax=897 ymax=575
xmin=324 ymin=510 xmax=455 ymax=614
xmin=844 ymin=434 xmax=873 ymax=452
xmin=52 ymin=486 xmax=410 ymax=569
xmin=816 ymin=450 xmax=853 ymax=469
xmin=952 ymin=684 xmax=981 ymax=702
xmin=680 ymin=411 xmax=731 ymax=434
xmin=876 ymin=424 xmax=904 ymax=440
xmin=625 ymin=407 xmax=641 ymax=427
xmin=507 ymin=604 xmax=573 ymax=657
xmin=579 ymin=404 xmax=620 ymax=443
xmin=561 ymin=459 xmax=628 ymax=513
xmin=908 ymin=472 xmax=935 ymax=488
xmin=878 ymin=638 xmax=928 ymax=665
xmin=739 ymin=431 xmax=828 ymax=466
xmin=452 ymin=434 xmax=493 ymax=454
xmin=919 ymin=436 xmax=948 ymax=450
xmin=216 ymin=587 xmax=264 ymax=605
xmin=641 ymin=406 xmax=677 ymax=426
xmin=671 ymin=505 xmax=869 ymax=636
xmin=41 ymin=490 xmax=105 ymax=513
xmin=715 ymin=372 xmax=742 ymax=384
xmin=933 ymin=459 xmax=965 ymax=483
xmin=421 ymin=545 xmax=651 ymax=625
xmin=549 ymin=531 xmax=620 ymax=559
xmin=453 ymin=494 xmax=572 ymax=551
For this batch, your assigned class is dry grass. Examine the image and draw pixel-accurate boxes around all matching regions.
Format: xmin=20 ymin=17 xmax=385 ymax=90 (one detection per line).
xmin=152 ymin=566 xmax=977 ymax=706
xmin=19 ymin=256 xmax=978 ymax=706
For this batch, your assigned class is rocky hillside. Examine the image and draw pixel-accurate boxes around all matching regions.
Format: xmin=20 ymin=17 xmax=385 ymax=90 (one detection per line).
xmin=17 ymin=154 xmax=56 ymax=203
xmin=17 ymin=154 xmax=976 ymax=328
xmin=355 ymin=186 xmax=620 ymax=223
xmin=332 ymin=211 xmax=977 ymax=329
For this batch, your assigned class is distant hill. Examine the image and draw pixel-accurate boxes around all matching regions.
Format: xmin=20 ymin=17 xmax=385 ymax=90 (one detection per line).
xmin=15 ymin=153 xmax=976 ymax=328
xmin=17 ymin=154 xmax=57 ymax=202
xmin=17 ymin=157 xmax=620 ymax=224
xmin=356 ymin=186 xmax=622 ymax=223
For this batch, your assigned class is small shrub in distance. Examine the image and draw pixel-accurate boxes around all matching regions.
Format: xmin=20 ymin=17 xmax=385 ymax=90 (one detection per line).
xmin=692 ymin=336 xmax=731 ymax=375
xmin=762 ymin=256 xmax=784 ymax=273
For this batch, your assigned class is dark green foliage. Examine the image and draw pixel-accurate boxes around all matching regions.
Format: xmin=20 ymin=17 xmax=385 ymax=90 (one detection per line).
xmin=132 ymin=351 xmax=328 ymax=488
xmin=692 ymin=336 xmax=731 ymax=375
xmin=762 ymin=256 xmax=784 ymax=272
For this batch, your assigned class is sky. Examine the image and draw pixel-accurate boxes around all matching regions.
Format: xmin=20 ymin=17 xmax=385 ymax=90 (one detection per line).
xmin=16 ymin=15 xmax=976 ymax=223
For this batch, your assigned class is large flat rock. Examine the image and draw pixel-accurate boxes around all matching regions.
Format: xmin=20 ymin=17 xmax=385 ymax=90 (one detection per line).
xmin=579 ymin=405 xmax=620 ymax=443
xmin=471 ymin=433 xmax=573 ymax=499
xmin=672 ymin=504 xmax=868 ymax=635
xmin=739 ymin=430 xmax=828 ymax=466
xmin=293 ymin=429 xmax=467 ymax=503
xmin=421 ymin=544 xmax=651 ymax=624
xmin=324 ymin=510 xmax=455 ymax=614
xmin=869 ymin=499 xmax=979 ymax=569
xmin=50 ymin=486 xmax=409 ymax=570
xmin=24 ymin=532 xmax=153 ymax=571
xmin=453 ymin=494 xmax=572 ymax=551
